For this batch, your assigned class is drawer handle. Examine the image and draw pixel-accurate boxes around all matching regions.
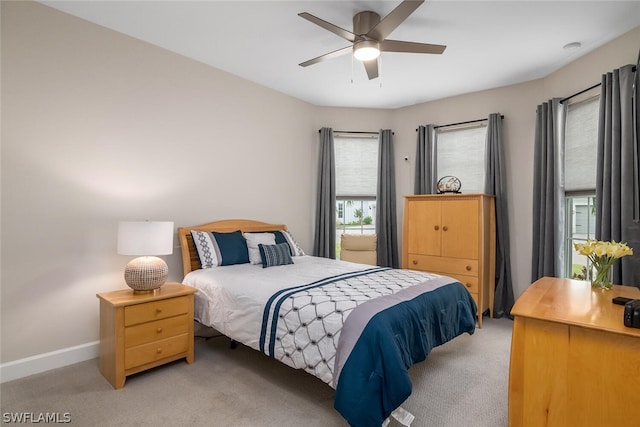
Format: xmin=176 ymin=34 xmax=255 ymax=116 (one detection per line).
xmin=466 ymin=283 xmax=472 ymax=288
xmin=156 ymin=308 xmax=162 ymax=314
xmin=442 ymin=226 xmax=448 ymax=231
xmin=412 ymin=260 xmax=418 ymax=265
xmin=434 ymin=225 xmax=439 ymax=231
xmin=466 ymin=265 xmax=472 ymax=271
xmin=156 ymin=348 xmax=163 ymax=354
xmin=156 ymin=327 xmax=163 ymax=334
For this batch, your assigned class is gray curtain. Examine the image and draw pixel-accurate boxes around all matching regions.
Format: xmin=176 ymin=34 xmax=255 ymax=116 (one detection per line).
xmin=531 ymin=98 xmax=565 ymax=281
xmin=313 ymin=127 xmax=336 ymax=258
xmin=376 ymin=129 xmax=399 ymax=268
xmin=596 ymin=64 xmax=640 ymax=286
xmin=484 ymin=113 xmax=514 ymax=318
xmin=414 ymin=125 xmax=437 ymax=194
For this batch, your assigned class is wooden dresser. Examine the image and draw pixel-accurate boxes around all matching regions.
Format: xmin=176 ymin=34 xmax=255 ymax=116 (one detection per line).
xmin=97 ymin=282 xmax=196 ymax=389
xmin=509 ymin=277 xmax=640 ymax=427
xmin=402 ymin=194 xmax=495 ymax=326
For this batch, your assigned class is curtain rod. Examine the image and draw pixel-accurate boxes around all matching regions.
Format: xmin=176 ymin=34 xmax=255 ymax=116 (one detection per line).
xmin=559 ymin=82 xmax=601 ymax=104
xmin=319 ymin=130 xmax=379 ymax=134
xmin=415 ymin=115 xmax=504 ymax=131
xmin=560 ymin=65 xmax=637 ymax=104
xmin=318 ymin=130 xmax=394 ymax=135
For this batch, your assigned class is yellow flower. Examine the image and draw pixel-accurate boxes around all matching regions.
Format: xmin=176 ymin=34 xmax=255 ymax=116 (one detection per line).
xmin=574 ymin=240 xmax=633 ymax=289
xmin=575 ymin=239 xmax=633 ymax=272
xmin=594 ymin=243 xmax=608 ymax=257
xmin=575 ymin=240 xmax=633 ymax=260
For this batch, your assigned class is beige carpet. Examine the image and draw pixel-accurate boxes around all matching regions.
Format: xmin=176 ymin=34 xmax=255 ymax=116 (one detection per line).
xmin=1 ymin=317 xmax=512 ymax=426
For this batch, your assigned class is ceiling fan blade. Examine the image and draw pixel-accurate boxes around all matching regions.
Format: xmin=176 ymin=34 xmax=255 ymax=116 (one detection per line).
xmin=380 ymin=39 xmax=446 ymax=54
xmin=363 ymin=58 xmax=379 ymax=80
xmin=298 ymin=12 xmax=357 ymax=42
xmin=367 ymin=0 xmax=424 ymax=41
xmin=299 ymin=46 xmax=353 ymax=67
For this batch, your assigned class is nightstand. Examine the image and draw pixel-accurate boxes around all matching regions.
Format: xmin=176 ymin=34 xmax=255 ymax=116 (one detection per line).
xmin=96 ymin=282 xmax=197 ymax=389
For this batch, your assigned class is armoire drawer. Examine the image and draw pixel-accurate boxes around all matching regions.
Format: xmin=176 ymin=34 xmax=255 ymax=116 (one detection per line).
xmin=468 ymin=292 xmax=479 ymax=310
xmin=408 ymin=254 xmax=478 ymax=277
xmin=446 ymin=274 xmax=479 ymax=293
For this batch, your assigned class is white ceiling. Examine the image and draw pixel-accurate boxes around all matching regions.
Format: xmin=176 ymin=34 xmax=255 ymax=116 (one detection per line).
xmin=41 ymin=1 xmax=640 ymax=109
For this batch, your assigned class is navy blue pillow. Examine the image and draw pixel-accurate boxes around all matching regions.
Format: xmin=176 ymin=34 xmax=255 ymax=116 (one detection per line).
xmin=211 ymin=230 xmax=249 ymax=266
xmin=258 ymin=243 xmax=294 ymax=268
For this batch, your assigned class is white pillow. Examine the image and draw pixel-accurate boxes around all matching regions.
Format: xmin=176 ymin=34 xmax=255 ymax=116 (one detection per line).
xmin=244 ymin=232 xmax=276 ymax=264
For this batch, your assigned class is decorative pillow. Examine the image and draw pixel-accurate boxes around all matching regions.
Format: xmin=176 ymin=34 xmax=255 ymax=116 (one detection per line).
xmin=190 ymin=230 xmax=249 ymax=268
xmin=244 ymin=232 xmax=276 ymax=264
xmin=258 ymin=242 xmax=294 ymax=268
xmin=270 ymin=230 xmax=305 ymax=257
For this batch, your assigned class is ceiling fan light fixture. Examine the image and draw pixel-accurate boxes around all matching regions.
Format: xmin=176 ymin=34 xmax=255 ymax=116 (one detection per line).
xmin=354 ymin=40 xmax=380 ymax=61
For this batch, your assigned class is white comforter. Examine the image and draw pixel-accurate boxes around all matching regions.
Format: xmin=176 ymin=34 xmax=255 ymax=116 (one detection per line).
xmin=183 ymin=255 xmax=372 ymax=352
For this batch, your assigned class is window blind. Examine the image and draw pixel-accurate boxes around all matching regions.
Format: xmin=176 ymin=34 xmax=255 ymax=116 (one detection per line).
xmin=335 ymin=136 xmax=378 ymax=199
xmin=436 ymin=125 xmax=487 ymax=193
xmin=564 ymin=96 xmax=599 ymax=192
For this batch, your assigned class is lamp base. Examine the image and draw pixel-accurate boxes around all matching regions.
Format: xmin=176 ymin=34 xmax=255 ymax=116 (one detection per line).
xmin=124 ymin=256 xmax=168 ymax=293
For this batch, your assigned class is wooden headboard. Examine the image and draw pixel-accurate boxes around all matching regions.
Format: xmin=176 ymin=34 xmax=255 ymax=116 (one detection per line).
xmin=177 ymin=219 xmax=288 ymax=277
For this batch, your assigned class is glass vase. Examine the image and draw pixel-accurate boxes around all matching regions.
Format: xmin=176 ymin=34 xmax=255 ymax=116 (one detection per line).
xmin=590 ymin=264 xmax=613 ymax=290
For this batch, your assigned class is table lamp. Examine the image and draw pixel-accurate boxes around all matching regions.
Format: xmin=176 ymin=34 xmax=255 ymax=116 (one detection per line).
xmin=117 ymin=221 xmax=174 ymax=293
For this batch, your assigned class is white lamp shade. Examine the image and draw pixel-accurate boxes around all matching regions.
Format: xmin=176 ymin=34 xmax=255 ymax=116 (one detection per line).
xmin=117 ymin=221 xmax=174 ymax=256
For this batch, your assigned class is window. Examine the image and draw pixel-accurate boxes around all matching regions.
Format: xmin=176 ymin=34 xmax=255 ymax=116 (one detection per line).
xmin=563 ymin=96 xmax=600 ymax=279
xmin=334 ymin=134 xmax=378 ymax=258
xmin=436 ymin=125 xmax=487 ymax=193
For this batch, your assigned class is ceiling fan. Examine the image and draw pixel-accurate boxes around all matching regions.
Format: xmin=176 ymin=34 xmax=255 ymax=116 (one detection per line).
xmin=298 ymin=0 xmax=446 ymax=80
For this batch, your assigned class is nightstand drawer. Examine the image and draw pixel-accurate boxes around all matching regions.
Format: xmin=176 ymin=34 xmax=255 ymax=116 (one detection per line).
xmin=124 ymin=333 xmax=190 ymax=370
xmin=125 ymin=314 xmax=190 ymax=347
xmin=407 ymin=254 xmax=478 ymax=276
xmin=124 ymin=296 xmax=190 ymax=326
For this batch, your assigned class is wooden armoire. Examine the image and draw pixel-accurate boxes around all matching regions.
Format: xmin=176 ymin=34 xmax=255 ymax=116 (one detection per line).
xmin=402 ymin=194 xmax=495 ymax=327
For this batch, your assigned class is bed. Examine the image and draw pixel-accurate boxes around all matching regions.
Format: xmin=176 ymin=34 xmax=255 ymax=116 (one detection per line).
xmin=177 ymin=219 xmax=477 ymax=427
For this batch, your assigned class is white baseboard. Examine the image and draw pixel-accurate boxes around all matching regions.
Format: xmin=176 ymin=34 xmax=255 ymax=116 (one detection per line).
xmin=0 ymin=341 xmax=99 ymax=384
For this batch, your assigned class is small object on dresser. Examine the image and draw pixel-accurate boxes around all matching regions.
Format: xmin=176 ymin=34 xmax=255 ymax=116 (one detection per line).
xmin=436 ymin=176 xmax=462 ymax=193
xmin=613 ymin=296 xmax=633 ymax=305
xmin=624 ymin=299 xmax=640 ymax=328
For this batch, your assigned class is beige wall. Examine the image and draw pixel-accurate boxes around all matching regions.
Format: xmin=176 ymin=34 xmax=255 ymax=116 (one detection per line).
xmin=1 ymin=2 xmax=320 ymax=363
xmin=1 ymin=1 xmax=638 ymax=366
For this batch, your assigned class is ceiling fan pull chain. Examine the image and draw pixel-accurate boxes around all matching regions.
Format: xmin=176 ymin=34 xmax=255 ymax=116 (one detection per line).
xmin=350 ymin=54 xmax=354 ymax=84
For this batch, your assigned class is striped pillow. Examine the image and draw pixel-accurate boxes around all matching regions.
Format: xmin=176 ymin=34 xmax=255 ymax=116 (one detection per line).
xmin=244 ymin=232 xmax=277 ymax=264
xmin=258 ymin=243 xmax=294 ymax=268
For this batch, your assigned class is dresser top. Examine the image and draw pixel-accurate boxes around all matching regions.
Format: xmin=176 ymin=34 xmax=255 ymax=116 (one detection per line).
xmin=96 ymin=282 xmax=196 ymax=307
xmin=512 ymin=277 xmax=640 ymax=337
